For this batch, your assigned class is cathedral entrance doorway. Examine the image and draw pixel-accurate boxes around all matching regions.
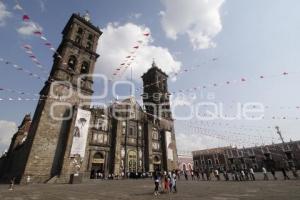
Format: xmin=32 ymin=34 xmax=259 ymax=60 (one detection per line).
xmin=90 ymin=152 xmax=105 ymax=179
xmin=127 ymin=150 xmax=137 ymax=173
xmin=153 ymin=156 xmax=161 ymax=172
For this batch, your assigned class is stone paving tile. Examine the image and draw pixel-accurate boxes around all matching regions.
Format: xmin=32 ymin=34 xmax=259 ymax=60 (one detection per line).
xmin=0 ymin=179 xmax=300 ymax=200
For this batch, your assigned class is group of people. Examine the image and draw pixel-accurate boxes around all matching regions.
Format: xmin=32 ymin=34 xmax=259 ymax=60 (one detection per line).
xmin=179 ymin=166 xmax=299 ymax=182
xmin=153 ymin=171 xmax=177 ymax=196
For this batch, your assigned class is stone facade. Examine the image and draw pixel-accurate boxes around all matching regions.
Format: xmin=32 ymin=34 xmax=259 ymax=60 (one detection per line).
xmin=0 ymin=13 xmax=178 ymax=184
xmin=178 ymin=154 xmax=193 ymax=172
xmin=193 ymin=141 xmax=300 ymax=173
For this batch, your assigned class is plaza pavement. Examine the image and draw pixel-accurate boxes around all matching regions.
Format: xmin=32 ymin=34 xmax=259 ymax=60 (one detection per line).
xmin=0 ymin=174 xmax=299 ymax=200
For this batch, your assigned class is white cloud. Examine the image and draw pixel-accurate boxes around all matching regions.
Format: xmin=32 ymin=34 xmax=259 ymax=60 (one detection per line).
xmin=176 ymin=131 xmax=226 ymax=153
xmin=17 ymin=21 xmax=43 ymax=36
xmin=171 ymin=93 xmax=196 ymax=107
xmin=0 ymin=1 xmax=11 ymax=26
xmin=129 ymin=13 xmax=142 ymax=19
xmin=96 ymin=22 xmax=181 ymax=81
xmin=160 ymin=0 xmax=225 ymax=50
xmin=0 ymin=120 xmax=17 ymax=153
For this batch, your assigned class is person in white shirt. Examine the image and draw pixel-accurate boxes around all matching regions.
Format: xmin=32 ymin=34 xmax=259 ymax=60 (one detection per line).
xmin=214 ymin=169 xmax=220 ymax=181
xmin=262 ymin=167 xmax=269 ymax=180
xmin=249 ymin=168 xmax=255 ymax=181
xmin=241 ymin=170 xmax=245 ymax=181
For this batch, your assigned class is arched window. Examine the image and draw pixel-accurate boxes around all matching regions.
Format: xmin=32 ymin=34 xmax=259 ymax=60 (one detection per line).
xmin=67 ymin=55 xmax=77 ymax=70
xmin=77 ymin=27 xmax=83 ymax=35
xmin=86 ymin=41 xmax=92 ymax=50
xmin=81 ymin=61 xmax=89 ymax=74
xmin=88 ymin=33 xmax=94 ymax=40
xmin=208 ymin=159 xmax=212 ymax=166
xmin=75 ymin=35 xmax=81 ymax=44
xmin=154 ymin=156 xmax=160 ymax=163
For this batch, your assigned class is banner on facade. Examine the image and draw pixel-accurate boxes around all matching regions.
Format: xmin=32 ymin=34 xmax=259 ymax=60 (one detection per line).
xmin=165 ymin=131 xmax=174 ymax=161
xmin=70 ymin=108 xmax=91 ymax=158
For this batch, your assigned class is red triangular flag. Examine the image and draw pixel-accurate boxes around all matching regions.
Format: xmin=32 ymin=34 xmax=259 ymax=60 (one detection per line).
xmin=23 ymin=45 xmax=31 ymax=50
xmin=22 ymin=15 xmax=30 ymax=21
xmin=33 ymin=31 xmax=42 ymax=36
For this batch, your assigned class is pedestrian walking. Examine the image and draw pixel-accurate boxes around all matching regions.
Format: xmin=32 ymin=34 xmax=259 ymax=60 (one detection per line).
xmin=205 ymin=168 xmax=210 ymax=181
xmin=172 ymin=173 xmax=177 ymax=193
xmin=281 ymin=167 xmax=290 ymax=180
xmin=154 ymin=175 xmax=160 ymax=196
xmin=249 ymin=168 xmax=255 ymax=181
xmin=270 ymin=168 xmax=277 ymax=180
xmin=9 ymin=177 xmax=15 ymax=191
xmin=201 ymin=170 xmax=205 ymax=181
xmin=168 ymin=172 xmax=173 ymax=193
xmin=240 ymin=170 xmax=245 ymax=181
xmin=223 ymin=170 xmax=229 ymax=181
xmin=26 ymin=175 xmax=31 ymax=184
xmin=262 ymin=167 xmax=269 ymax=180
xmin=215 ymin=169 xmax=220 ymax=181
xmin=191 ymin=170 xmax=195 ymax=180
xmin=291 ymin=167 xmax=298 ymax=179
xmin=196 ymin=171 xmax=200 ymax=181
xmin=184 ymin=171 xmax=188 ymax=181
xmin=164 ymin=174 xmax=169 ymax=193
xmin=244 ymin=169 xmax=250 ymax=181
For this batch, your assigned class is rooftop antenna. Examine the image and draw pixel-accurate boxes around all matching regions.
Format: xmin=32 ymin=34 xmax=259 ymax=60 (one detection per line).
xmin=275 ymin=126 xmax=285 ymax=144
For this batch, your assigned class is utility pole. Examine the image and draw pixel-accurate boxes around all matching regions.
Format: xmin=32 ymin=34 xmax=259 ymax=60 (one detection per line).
xmin=275 ymin=126 xmax=294 ymax=168
xmin=275 ymin=126 xmax=285 ymax=144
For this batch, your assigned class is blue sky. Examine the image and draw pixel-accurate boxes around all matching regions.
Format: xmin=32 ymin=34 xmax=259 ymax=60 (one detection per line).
xmin=1 ymin=0 xmax=300 ymax=153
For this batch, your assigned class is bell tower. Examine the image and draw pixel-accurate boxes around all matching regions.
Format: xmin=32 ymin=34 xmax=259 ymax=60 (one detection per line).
xmin=142 ymin=60 xmax=172 ymax=121
xmin=16 ymin=13 xmax=102 ymax=183
xmin=142 ymin=61 xmax=178 ymax=171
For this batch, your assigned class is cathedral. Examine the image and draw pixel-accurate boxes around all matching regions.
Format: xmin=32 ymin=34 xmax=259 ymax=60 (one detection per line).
xmin=0 ymin=13 xmax=178 ymax=184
